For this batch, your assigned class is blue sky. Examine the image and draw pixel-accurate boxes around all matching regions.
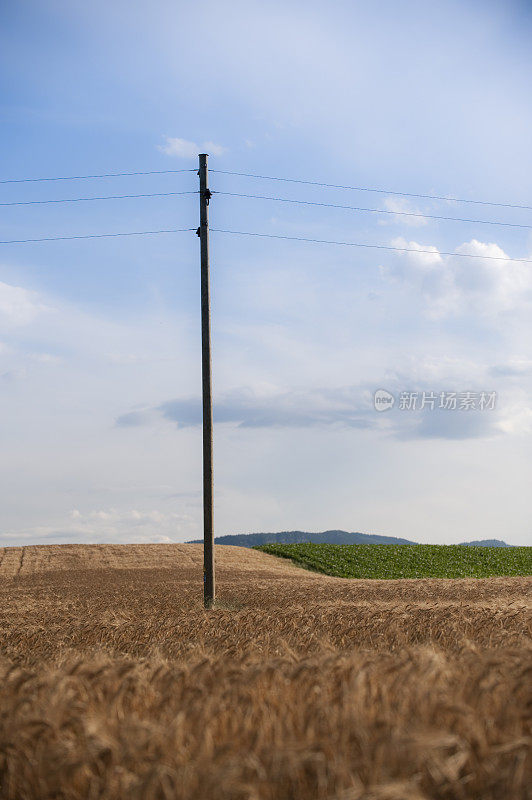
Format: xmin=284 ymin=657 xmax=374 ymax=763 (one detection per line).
xmin=1 ymin=0 xmax=531 ymax=546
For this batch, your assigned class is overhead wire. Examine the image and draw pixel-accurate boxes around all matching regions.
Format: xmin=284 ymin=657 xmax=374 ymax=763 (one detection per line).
xmin=0 ymin=190 xmax=198 ymax=207
xmin=1 ymin=165 xmax=530 ymax=261
xmin=214 ymin=191 xmax=532 ymax=230
xmin=210 ymin=170 xmax=532 ymax=212
xmin=1 ymin=225 xmax=530 ymax=264
xmin=0 ymin=228 xmax=196 ymax=244
xmin=0 ymin=169 xmax=196 ymax=184
xmin=209 ymin=228 xmax=532 ymax=263
xmin=3 ymin=184 xmax=528 ymax=231
xmin=0 ymin=165 xmax=530 ymax=211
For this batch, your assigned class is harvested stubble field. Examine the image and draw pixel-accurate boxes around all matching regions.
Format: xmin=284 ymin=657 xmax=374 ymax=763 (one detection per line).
xmin=0 ymin=544 xmax=531 ymax=800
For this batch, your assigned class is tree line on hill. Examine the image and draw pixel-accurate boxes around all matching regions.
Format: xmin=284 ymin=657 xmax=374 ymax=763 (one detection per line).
xmin=187 ymin=530 xmax=511 ymax=547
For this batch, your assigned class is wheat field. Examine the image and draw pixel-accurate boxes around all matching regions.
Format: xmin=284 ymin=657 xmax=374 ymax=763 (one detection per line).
xmin=0 ymin=543 xmax=530 ymax=799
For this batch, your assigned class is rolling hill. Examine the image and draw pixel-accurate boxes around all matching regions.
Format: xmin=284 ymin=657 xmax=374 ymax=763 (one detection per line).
xmin=188 ymin=529 xmax=511 ymax=547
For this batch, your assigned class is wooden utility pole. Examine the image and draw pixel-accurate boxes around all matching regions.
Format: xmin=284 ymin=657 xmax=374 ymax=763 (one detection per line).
xmin=198 ymin=153 xmax=215 ymax=608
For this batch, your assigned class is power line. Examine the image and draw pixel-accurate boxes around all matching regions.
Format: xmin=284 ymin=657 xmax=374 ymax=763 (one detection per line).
xmin=210 ymin=170 xmax=532 ymax=212
xmin=210 ymin=228 xmax=532 ymax=264
xmin=1 ymin=224 xmax=529 ymax=263
xmin=2 ymin=165 xmax=530 ymax=212
xmin=0 ymin=169 xmax=196 ymax=184
xmin=0 ymin=190 xmax=198 ymax=207
xmin=215 ymin=191 xmax=532 ymax=230
xmin=0 ymin=228 xmax=196 ymax=244
xmin=6 ymin=187 xmax=528 ymax=230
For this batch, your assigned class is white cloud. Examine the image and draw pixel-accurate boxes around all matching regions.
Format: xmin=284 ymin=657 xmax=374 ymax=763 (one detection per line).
xmin=490 ymin=359 xmax=532 ymax=377
xmin=30 ymin=352 xmax=61 ymax=364
xmin=158 ymin=137 xmax=197 ymax=158
xmin=384 ymin=238 xmax=532 ymax=319
xmin=496 ymin=401 xmax=532 ymax=435
xmin=0 ymin=281 xmax=49 ymax=327
xmin=452 ymin=240 xmax=532 ymax=314
xmin=157 ymin=136 xmax=226 ymax=158
xmin=1 ymin=368 xmax=26 ymax=383
xmin=2 ymin=243 xmax=531 ymax=549
xmin=389 ymin=237 xmax=443 ymax=268
xmin=382 ymin=197 xmax=428 ymax=227
xmin=202 ymin=140 xmax=226 ymax=156
xmin=114 ymin=375 xmax=528 ymax=444
xmin=388 ymin=354 xmax=489 ymax=386
xmin=0 ymin=507 xmax=197 ymax=546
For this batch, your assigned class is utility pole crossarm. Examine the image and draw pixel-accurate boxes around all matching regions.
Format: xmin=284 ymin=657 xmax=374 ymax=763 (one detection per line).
xmin=198 ymin=154 xmax=215 ymax=608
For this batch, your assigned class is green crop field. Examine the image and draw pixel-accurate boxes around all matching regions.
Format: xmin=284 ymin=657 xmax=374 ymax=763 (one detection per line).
xmin=255 ymin=542 xmax=532 ymax=579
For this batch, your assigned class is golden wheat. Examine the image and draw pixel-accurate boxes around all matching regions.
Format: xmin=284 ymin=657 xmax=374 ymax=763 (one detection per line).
xmin=0 ymin=544 xmax=530 ymax=799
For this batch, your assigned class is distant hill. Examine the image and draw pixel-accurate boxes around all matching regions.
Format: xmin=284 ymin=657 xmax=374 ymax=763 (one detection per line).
xmin=187 ymin=530 xmax=512 ymax=547
xmin=189 ymin=530 xmax=417 ymax=547
xmin=459 ymin=539 xmax=511 ymax=548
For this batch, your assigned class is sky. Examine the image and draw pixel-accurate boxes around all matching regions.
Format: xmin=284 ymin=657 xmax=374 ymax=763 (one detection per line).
xmin=1 ymin=0 xmax=531 ymax=546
